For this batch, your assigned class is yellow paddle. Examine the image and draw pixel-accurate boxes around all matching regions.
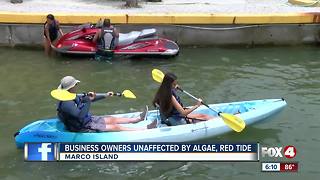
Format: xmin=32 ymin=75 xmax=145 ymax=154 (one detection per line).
xmin=50 ymin=89 xmax=76 ymax=101
xmin=106 ymin=90 xmax=137 ymax=99
xmin=151 ymin=68 xmax=246 ymax=132
xmin=50 ymin=89 xmax=136 ymax=101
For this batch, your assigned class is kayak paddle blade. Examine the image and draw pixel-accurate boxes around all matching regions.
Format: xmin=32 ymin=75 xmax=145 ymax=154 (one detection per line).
xmin=220 ymin=113 xmax=246 ymax=132
xmin=50 ymin=89 xmax=76 ymax=101
xmin=152 ymin=69 xmax=164 ymax=83
xmin=122 ymin=90 xmax=136 ymax=99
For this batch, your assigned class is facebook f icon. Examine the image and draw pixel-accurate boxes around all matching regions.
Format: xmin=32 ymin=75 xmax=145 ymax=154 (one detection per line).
xmin=38 ymin=143 xmax=52 ymax=160
xmin=25 ymin=143 xmax=55 ymax=161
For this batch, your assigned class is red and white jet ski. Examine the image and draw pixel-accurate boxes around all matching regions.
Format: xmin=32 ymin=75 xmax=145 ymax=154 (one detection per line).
xmin=52 ymin=24 xmax=179 ymax=57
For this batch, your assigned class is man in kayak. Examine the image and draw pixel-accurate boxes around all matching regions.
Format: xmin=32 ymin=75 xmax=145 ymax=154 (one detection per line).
xmin=153 ymin=73 xmax=212 ymax=126
xmin=93 ymin=18 xmax=119 ymax=50
xmin=43 ymin=14 xmax=64 ymax=55
xmin=56 ymin=76 xmax=156 ymax=132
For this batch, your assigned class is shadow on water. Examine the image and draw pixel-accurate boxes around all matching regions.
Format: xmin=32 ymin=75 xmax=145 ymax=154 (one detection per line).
xmin=56 ymin=51 xmax=177 ymax=60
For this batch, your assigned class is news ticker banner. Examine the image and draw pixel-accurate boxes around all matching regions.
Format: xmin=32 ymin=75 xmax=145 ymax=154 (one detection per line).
xmin=24 ymin=143 xmax=258 ymax=161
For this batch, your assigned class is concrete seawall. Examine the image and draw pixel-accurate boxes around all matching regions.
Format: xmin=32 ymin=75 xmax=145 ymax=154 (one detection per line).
xmin=1 ymin=24 xmax=319 ymax=47
xmin=0 ymin=12 xmax=320 ymax=47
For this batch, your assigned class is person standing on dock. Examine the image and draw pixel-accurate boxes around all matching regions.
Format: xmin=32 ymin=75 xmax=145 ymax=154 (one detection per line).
xmin=43 ymin=14 xmax=64 ymax=55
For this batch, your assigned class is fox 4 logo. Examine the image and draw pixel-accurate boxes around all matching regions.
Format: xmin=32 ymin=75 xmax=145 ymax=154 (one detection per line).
xmin=261 ymin=145 xmax=296 ymax=159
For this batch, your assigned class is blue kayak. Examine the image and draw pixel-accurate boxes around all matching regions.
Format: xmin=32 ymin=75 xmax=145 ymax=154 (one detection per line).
xmin=14 ymin=99 xmax=286 ymax=149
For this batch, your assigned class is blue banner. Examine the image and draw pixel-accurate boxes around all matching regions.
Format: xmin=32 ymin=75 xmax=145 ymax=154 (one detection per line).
xmin=59 ymin=143 xmax=257 ymax=153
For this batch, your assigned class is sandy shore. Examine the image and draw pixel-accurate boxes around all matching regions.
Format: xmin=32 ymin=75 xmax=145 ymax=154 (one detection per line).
xmin=0 ymin=0 xmax=319 ymax=14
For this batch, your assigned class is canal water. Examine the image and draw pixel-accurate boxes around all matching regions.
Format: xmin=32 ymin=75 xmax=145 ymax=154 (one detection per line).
xmin=0 ymin=46 xmax=319 ymax=179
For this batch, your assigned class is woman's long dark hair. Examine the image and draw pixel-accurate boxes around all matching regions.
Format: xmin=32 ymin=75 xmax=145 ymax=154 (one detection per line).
xmin=47 ymin=14 xmax=55 ymax=21
xmin=153 ymin=73 xmax=177 ymax=118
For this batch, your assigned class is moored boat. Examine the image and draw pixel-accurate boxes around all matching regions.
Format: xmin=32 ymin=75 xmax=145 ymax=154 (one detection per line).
xmin=52 ymin=24 xmax=179 ymax=57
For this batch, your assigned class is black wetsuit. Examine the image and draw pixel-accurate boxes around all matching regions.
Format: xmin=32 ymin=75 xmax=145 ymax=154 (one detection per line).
xmin=44 ymin=20 xmax=60 ymax=41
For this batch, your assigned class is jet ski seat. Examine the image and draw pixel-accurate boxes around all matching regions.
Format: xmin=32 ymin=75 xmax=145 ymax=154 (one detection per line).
xmin=118 ymin=28 xmax=156 ymax=46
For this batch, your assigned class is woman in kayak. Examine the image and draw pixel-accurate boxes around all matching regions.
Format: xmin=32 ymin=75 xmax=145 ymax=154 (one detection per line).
xmin=43 ymin=14 xmax=64 ymax=55
xmin=153 ymin=73 xmax=212 ymax=126
xmin=56 ymin=76 xmax=156 ymax=132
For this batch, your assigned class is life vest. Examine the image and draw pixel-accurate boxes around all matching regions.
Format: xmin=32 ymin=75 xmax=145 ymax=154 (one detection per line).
xmin=159 ymin=89 xmax=185 ymax=126
xmin=100 ymin=26 xmax=115 ymax=50
xmin=57 ymin=96 xmax=91 ymax=132
xmin=170 ymin=89 xmax=184 ymax=117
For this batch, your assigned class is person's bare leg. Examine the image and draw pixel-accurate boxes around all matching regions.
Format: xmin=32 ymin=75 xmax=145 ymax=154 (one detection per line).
xmin=103 ymin=106 xmax=147 ymax=124
xmin=43 ymin=37 xmax=50 ymax=55
xmin=104 ymin=116 xmax=141 ymax=124
xmin=187 ymin=113 xmax=213 ymax=121
xmin=49 ymin=39 xmax=58 ymax=56
xmin=104 ymin=124 xmax=146 ymax=131
xmin=103 ymin=121 xmax=157 ymax=131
